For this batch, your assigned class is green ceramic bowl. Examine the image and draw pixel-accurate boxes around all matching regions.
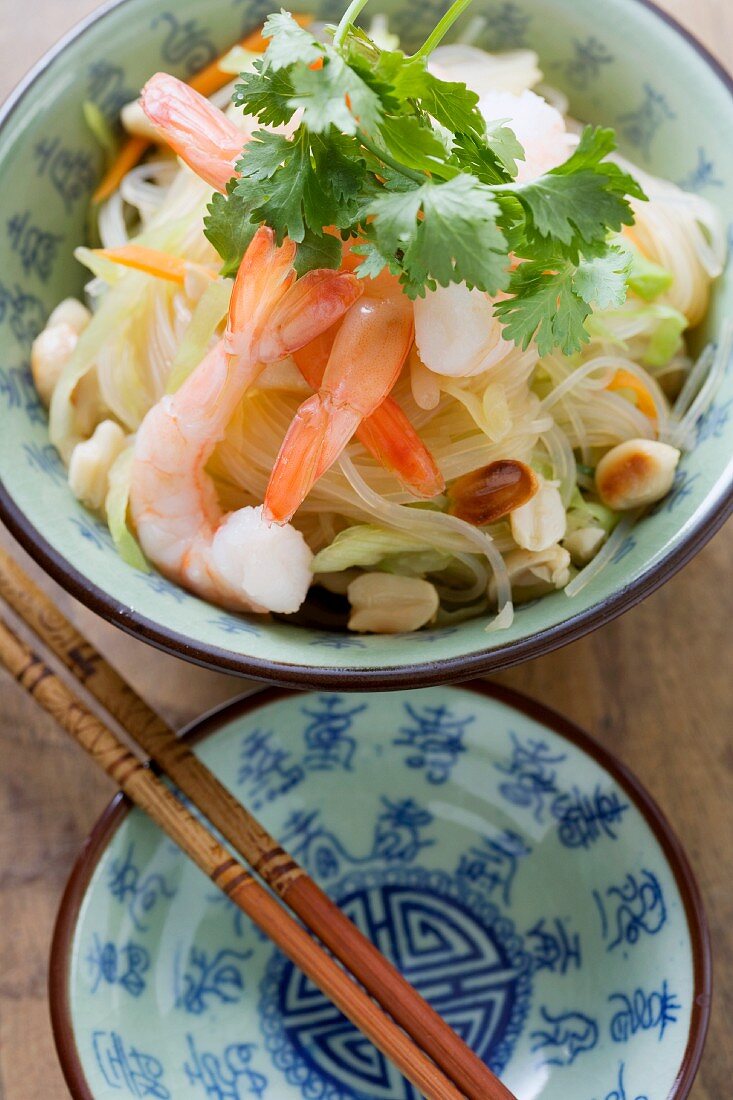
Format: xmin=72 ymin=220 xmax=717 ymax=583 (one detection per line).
xmin=1 ymin=0 xmax=732 ymax=688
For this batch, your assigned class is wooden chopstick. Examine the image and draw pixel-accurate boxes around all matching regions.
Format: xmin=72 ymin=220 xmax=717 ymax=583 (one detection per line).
xmin=0 ymin=548 xmax=515 ymax=1100
xmin=0 ymin=613 xmax=465 ymax=1100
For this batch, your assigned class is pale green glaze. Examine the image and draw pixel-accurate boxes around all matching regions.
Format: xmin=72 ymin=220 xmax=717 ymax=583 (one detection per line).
xmin=1 ymin=0 xmax=731 ymax=681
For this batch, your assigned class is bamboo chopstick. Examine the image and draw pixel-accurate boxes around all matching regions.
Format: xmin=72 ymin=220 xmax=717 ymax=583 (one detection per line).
xmin=0 ymin=613 xmax=465 ymax=1100
xmin=0 ymin=548 xmax=515 ymax=1100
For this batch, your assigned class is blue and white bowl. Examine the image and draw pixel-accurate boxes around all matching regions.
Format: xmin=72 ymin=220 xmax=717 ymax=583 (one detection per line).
xmin=1 ymin=0 xmax=732 ymax=686
xmin=50 ymin=684 xmax=711 ymax=1098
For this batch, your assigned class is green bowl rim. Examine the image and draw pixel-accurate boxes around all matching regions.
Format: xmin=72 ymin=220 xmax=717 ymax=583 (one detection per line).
xmin=47 ymin=681 xmax=712 ymax=1100
xmin=1 ymin=0 xmax=732 ymax=689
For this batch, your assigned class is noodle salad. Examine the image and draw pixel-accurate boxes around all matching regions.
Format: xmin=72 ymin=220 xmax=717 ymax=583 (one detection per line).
xmin=33 ymin=1 xmax=727 ymax=635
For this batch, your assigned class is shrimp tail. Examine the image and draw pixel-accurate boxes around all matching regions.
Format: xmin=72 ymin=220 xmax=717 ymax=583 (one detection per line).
xmin=357 ymin=400 xmax=446 ymax=498
xmin=293 ymin=333 xmax=444 ymax=498
xmin=141 ymin=73 xmax=246 ymax=192
xmin=224 ymin=228 xmax=363 ymax=365
xmin=258 ymin=268 xmax=364 ymax=364
xmin=263 ymin=395 xmax=362 ymax=524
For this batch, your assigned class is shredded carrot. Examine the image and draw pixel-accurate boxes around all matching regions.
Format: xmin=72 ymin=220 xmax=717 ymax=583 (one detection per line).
xmin=607 ymin=369 xmax=658 ymax=421
xmin=92 ymin=14 xmax=314 ymax=206
xmin=92 ymin=135 xmax=151 ymax=205
xmin=92 ymin=245 xmax=218 ymax=285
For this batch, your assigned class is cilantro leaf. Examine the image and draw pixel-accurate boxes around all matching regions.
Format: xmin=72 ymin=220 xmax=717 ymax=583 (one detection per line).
xmin=573 ymin=245 xmax=632 ymax=310
xmin=293 ymin=229 xmax=343 ymax=275
xmin=485 ymin=120 xmax=524 ymax=177
xmin=494 ymin=261 xmax=592 ymax=356
xmin=261 ymin=11 xmax=322 ymax=70
xmin=415 ymin=71 xmax=486 ymax=137
xmin=233 ymin=64 xmax=297 ymax=127
xmin=514 ymin=127 xmax=646 ymax=251
xmin=204 ymin=187 xmax=258 ymax=277
xmin=369 ymin=176 xmax=509 ymax=296
xmin=235 ymin=127 xmax=363 ymax=243
xmin=378 ymin=114 xmax=455 ymax=177
xmin=288 ymin=61 xmax=360 ymax=134
xmin=216 ymin=4 xmax=647 ymax=358
xmin=450 ymin=131 xmax=516 ymax=185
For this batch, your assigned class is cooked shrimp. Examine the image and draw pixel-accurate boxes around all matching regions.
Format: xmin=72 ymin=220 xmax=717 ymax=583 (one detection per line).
xmin=478 ymin=89 xmax=577 ymax=183
xmin=263 ymin=269 xmax=415 ymax=525
xmin=129 ymin=227 xmax=362 ymax=613
xmin=141 ymin=73 xmax=247 ymax=193
xmin=141 ymin=78 xmax=442 ymax=505
xmin=292 ymin=325 xmax=445 ymax=499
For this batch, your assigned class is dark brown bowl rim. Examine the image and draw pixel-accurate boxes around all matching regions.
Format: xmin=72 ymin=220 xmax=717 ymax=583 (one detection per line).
xmin=48 ymin=681 xmax=712 ymax=1100
xmin=1 ymin=0 xmax=732 ymax=690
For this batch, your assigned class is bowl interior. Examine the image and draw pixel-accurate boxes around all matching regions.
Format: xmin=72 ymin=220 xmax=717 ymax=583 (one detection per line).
xmin=1 ymin=0 xmax=733 ymax=682
xmin=52 ymin=685 xmax=707 ymax=1099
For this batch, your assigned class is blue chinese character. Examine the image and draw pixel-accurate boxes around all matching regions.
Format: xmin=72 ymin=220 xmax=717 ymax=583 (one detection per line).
xmin=560 ymin=37 xmax=614 ymax=89
xmin=609 ymin=980 xmax=681 ymax=1043
xmin=301 ymin=695 xmax=366 ymax=772
xmin=87 ymin=60 xmax=137 ymax=119
xmin=495 ymin=731 xmax=566 ymax=822
xmin=87 ymin=935 xmax=150 ymax=997
xmin=526 ymin=917 xmax=582 ymax=975
xmin=617 ymin=84 xmax=676 ymax=157
xmin=92 ymin=1031 xmax=170 ymax=1097
xmin=395 ymin=703 xmax=473 ymax=783
xmin=151 ymin=12 xmax=218 ymax=74
xmin=279 ymin=798 xmax=433 ymax=880
xmin=237 ymin=728 xmax=304 ymax=811
xmin=696 ymin=398 xmax=732 ymax=445
xmin=0 ymin=280 xmax=46 ymax=347
xmin=33 ymin=138 xmax=96 ymax=213
xmin=7 ymin=212 xmax=63 ymax=283
xmin=183 ymin=1034 xmax=268 ymax=1097
xmin=594 ymin=869 xmax=667 ymax=952
xmin=107 ymin=844 xmax=178 ymax=932
xmin=456 ymin=830 xmax=531 ymax=907
xmin=530 ymin=1006 xmax=599 ymax=1066
xmin=372 ymin=798 xmax=434 ymax=863
xmin=591 ymin=1062 xmax=649 ymax=1100
xmin=175 ymin=946 xmax=253 ymax=1016
xmin=677 ymin=148 xmax=724 ymax=192
xmin=552 ymin=785 xmax=629 ymax=849
xmin=483 ymin=3 xmax=531 ymax=49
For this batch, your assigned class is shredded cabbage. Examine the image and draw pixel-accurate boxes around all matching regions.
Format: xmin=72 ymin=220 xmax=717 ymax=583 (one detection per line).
xmin=105 ymin=447 xmax=149 ymax=571
xmin=166 ymin=279 xmax=232 ymax=393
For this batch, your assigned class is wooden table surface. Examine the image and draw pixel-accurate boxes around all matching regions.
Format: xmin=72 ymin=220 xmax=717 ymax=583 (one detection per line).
xmin=1 ymin=1 xmax=732 ymax=1097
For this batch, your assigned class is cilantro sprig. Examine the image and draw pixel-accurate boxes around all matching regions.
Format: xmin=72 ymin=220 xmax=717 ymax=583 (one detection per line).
xmin=204 ymin=0 xmax=646 ymax=356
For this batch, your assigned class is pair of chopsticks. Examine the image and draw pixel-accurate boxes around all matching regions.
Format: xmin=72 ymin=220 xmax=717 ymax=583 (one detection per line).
xmin=0 ymin=548 xmax=517 ymax=1100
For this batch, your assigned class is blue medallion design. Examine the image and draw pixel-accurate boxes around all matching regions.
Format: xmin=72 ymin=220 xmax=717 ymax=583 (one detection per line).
xmin=260 ymin=867 xmax=532 ymax=1099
